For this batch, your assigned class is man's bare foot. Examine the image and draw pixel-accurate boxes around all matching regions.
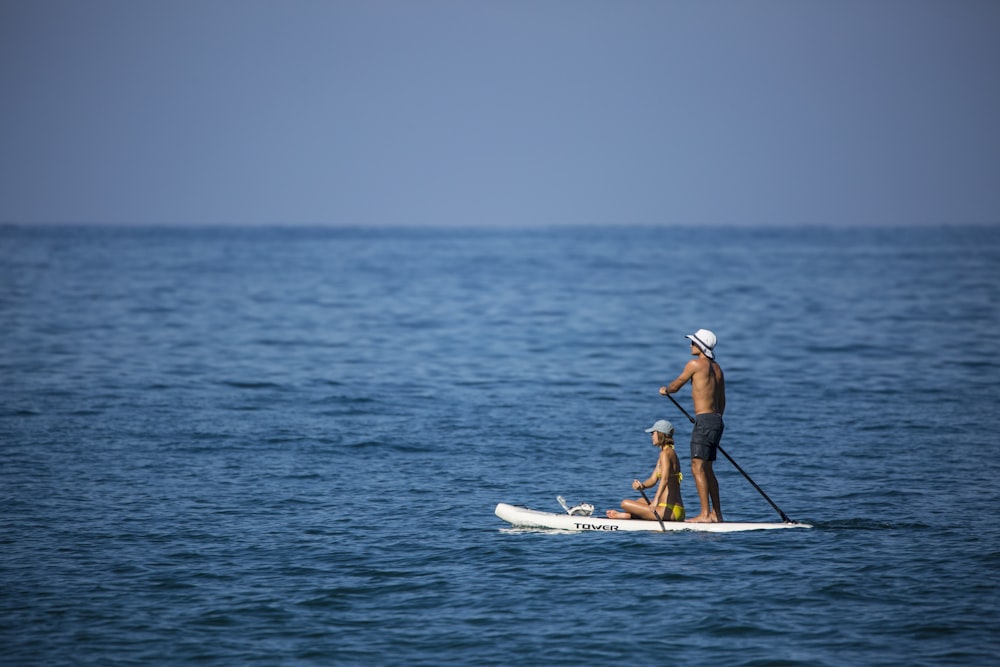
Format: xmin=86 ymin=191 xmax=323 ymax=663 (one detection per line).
xmin=606 ymin=510 xmax=631 ymax=519
xmin=686 ymin=512 xmax=720 ymax=523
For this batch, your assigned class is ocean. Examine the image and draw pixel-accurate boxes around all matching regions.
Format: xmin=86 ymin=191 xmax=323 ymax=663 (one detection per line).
xmin=1 ymin=223 xmax=998 ymax=666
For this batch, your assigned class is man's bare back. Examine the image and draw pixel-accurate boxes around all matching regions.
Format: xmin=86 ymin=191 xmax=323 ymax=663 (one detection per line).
xmin=663 ymin=355 xmax=725 ymax=415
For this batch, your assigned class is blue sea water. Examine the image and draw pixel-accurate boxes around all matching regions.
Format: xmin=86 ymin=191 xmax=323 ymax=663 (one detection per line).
xmin=1 ymin=223 xmax=998 ymax=666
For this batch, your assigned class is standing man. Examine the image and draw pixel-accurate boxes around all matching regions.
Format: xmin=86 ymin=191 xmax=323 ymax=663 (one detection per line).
xmin=660 ymin=329 xmax=725 ymax=523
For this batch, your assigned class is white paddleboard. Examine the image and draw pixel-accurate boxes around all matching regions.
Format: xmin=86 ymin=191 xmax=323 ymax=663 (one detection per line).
xmin=495 ymin=503 xmax=812 ymax=533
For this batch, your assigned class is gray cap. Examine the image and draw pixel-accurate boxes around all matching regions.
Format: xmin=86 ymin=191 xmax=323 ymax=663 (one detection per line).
xmin=644 ymin=419 xmax=674 ymax=435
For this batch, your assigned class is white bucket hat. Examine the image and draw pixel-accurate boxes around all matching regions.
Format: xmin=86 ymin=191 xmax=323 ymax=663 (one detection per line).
xmin=685 ymin=329 xmax=717 ymax=359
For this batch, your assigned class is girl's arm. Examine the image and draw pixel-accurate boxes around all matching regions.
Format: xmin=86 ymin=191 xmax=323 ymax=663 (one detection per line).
xmin=634 ymin=458 xmax=663 ymax=494
xmin=651 ymin=450 xmax=671 ymax=506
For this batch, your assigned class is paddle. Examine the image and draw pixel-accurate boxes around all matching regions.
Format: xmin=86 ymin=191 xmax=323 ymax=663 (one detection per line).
xmin=663 ymin=392 xmax=793 ymax=523
xmin=637 ymin=487 xmax=667 ymax=532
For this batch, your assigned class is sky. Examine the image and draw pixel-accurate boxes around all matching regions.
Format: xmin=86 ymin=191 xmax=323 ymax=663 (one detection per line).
xmin=1 ymin=0 xmax=999 ymax=228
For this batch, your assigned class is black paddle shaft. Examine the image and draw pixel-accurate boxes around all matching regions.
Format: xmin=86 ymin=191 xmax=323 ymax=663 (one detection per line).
xmin=637 ymin=487 xmax=667 ymax=532
xmin=663 ymin=392 xmax=793 ymax=523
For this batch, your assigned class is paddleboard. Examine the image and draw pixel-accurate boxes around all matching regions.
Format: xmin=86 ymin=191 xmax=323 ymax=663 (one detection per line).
xmin=495 ymin=503 xmax=812 ymax=533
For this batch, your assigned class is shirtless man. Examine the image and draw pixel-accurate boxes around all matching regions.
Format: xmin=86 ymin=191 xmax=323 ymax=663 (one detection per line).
xmin=659 ymin=329 xmax=725 ymax=523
